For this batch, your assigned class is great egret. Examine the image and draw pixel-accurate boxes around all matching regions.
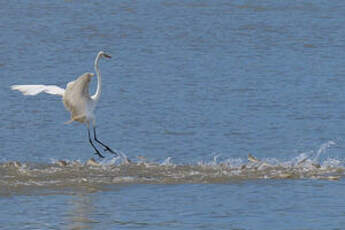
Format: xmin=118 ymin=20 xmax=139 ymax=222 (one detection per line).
xmin=11 ymin=51 xmax=117 ymax=158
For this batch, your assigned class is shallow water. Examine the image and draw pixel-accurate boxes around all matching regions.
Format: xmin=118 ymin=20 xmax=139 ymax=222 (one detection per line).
xmin=1 ymin=0 xmax=345 ymax=229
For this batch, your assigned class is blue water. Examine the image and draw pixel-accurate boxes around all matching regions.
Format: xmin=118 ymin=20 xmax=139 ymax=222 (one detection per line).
xmin=1 ymin=0 xmax=345 ymax=229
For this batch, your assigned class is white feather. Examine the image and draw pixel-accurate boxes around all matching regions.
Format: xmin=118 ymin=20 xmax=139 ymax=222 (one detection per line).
xmin=11 ymin=85 xmax=65 ymax=96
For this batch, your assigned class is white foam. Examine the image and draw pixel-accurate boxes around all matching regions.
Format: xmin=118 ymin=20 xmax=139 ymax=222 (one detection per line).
xmin=161 ymin=157 xmax=173 ymax=166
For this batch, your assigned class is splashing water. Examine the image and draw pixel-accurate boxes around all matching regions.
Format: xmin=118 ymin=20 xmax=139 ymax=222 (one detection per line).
xmin=0 ymin=142 xmax=343 ymax=194
xmin=313 ymin=141 xmax=336 ymax=161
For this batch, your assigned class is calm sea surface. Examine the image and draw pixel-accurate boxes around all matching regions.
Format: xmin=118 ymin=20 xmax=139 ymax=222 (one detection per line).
xmin=1 ymin=0 xmax=345 ymax=229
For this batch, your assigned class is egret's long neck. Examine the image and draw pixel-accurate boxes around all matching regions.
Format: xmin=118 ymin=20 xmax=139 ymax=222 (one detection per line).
xmin=92 ymin=53 xmax=102 ymax=102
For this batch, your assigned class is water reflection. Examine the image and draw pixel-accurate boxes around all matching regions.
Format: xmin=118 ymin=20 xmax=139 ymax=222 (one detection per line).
xmin=67 ymin=192 xmax=98 ymax=230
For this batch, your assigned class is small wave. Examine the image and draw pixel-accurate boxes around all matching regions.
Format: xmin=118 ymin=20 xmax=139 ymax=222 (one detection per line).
xmin=0 ymin=143 xmax=344 ymax=193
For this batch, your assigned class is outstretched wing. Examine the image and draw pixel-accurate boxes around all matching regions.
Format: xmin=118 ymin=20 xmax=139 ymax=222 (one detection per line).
xmin=11 ymin=85 xmax=65 ymax=96
xmin=62 ymin=72 xmax=94 ymax=123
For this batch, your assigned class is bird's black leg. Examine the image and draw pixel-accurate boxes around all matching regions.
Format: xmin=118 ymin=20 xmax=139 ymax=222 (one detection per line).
xmin=93 ymin=127 xmax=118 ymax=156
xmin=88 ymin=127 xmax=104 ymax=158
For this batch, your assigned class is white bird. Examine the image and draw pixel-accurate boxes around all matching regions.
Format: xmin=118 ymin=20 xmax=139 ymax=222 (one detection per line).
xmin=11 ymin=51 xmax=116 ymax=158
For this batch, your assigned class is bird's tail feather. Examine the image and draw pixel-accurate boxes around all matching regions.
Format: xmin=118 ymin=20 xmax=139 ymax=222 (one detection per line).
xmin=64 ymin=115 xmax=86 ymax=124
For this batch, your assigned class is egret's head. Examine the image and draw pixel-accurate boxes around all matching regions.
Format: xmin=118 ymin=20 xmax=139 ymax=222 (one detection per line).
xmin=86 ymin=72 xmax=95 ymax=78
xmin=98 ymin=51 xmax=112 ymax=59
